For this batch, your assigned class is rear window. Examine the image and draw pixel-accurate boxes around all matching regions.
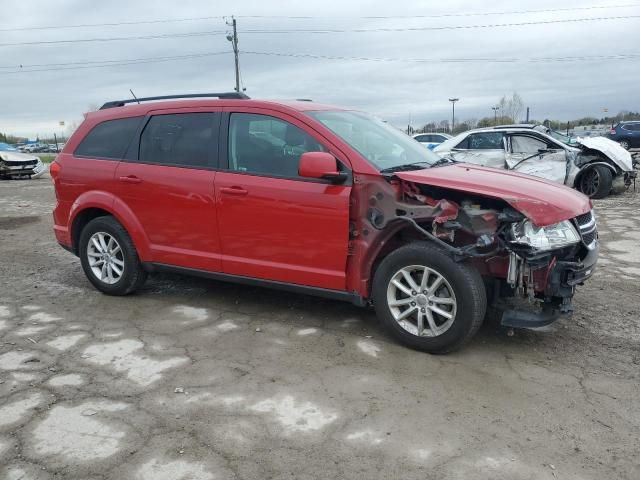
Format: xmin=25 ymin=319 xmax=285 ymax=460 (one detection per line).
xmin=74 ymin=116 xmax=143 ymax=159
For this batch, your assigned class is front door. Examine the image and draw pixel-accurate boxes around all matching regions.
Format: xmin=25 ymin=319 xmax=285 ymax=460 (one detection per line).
xmin=115 ymin=110 xmax=222 ymax=272
xmin=215 ymin=110 xmax=351 ymax=290
xmin=506 ymin=133 xmax=568 ymax=184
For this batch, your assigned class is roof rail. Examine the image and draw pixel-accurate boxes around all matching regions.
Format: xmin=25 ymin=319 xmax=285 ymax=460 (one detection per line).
xmin=99 ymin=92 xmax=250 ymax=110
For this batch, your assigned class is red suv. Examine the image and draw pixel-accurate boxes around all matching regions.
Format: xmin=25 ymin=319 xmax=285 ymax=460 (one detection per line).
xmin=51 ymin=93 xmax=598 ymax=353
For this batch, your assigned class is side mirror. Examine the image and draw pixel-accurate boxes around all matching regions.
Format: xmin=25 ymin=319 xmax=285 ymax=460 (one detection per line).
xmin=298 ymin=152 xmax=347 ymax=183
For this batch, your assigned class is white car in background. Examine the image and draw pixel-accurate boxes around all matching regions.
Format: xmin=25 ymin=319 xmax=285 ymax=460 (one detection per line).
xmin=433 ymin=126 xmax=636 ymax=199
xmin=0 ymin=143 xmax=47 ymax=179
xmin=412 ymin=132 xmax=452 ymax=150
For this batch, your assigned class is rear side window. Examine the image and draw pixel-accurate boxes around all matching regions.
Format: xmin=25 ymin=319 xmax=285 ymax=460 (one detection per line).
xmin=456 ymin=132 xmax=505 ymax=150
xmin=139 ymin=113 xmax=215 ymax=168
xmin=75 ymin=116 xmax=142 ymax=159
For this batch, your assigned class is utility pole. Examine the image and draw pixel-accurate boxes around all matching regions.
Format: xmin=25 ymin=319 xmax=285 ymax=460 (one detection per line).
xmin=226 ymin=16 xmax=240 ymax=92
xmin=525 ymin=106 xmax=530 ymax=123
xmin=448 ymin=98 xmax=459 ymax=133
xmin=492 ymin=106 xmax=499 ymax=126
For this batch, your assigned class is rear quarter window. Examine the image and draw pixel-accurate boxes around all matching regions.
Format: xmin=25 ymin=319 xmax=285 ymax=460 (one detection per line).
xmin=74 ymin=116 xmax=143 ymax=159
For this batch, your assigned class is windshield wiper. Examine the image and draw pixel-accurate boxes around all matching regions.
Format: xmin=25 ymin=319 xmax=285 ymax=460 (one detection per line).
xmin=379 ymin=161 xmax=432 ymax=174
xmin=430 ymin=157 xmax=456 ymax=168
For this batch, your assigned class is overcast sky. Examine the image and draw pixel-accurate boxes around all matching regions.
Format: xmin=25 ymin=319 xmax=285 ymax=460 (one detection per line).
xmin=2 ymin=0 xmax=639 ymax=138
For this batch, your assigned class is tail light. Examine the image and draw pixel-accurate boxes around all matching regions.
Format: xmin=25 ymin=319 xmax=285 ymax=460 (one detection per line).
xmin=609 ymin=128 xmax=616 ymax=135
xmin=49 ymin=160 xmax=61 ymax=182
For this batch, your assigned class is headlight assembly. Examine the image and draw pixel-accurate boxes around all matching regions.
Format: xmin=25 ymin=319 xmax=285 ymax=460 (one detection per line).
xmin=510 ymin=220 xmax=580 ymax=251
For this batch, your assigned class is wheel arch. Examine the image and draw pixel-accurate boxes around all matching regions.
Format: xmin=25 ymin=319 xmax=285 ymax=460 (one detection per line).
xmin=360 ymin=223 xmax=427 ymax=297
xmin=573 ymin=160 xmax=618 ymax=188
xmin=68 ymin=191 xmax=152 ymax=260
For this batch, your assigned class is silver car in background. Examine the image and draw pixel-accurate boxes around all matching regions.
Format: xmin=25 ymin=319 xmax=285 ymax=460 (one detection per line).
xmin=433 ymin=126 xmax=636 ymax=199
xmin=0 ymin=143 xmax=47 ymax=179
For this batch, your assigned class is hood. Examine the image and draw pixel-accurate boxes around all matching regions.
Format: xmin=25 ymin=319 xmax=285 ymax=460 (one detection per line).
xmin=396 ymin=164 xmax=591 ymax=226
xmin=576 ymin=136 xmax=633 ymax=171
xmin=0 ymin=150 xmax=40 ymax=162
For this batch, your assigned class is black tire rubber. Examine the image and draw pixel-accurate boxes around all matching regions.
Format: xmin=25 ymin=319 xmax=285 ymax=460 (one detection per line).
xmin=578 ymin=164 xmax=613 ymax=199
xmin=372 ymin=242 xmax=486 ymax=354
xmin=79 ymin=216 xmax=147 ymax=295
xmin=618 ymin=140 xmax=630 ymax=150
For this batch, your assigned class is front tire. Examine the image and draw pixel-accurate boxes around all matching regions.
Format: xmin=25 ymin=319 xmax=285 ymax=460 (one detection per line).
xmin=372 ymin=242 xmax=486 ymax=354
xmin=578 ymin=165 xmax=613 ymax=199
xmin=79 ymin=216 xmax=147 ymax=295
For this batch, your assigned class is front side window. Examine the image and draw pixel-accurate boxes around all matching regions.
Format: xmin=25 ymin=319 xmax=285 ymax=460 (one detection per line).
xmin=139 ymin=113 xmax=215 ymax=168
xmin=456 ymin=132 xmax=505 ymax=150
xmin=511 ymin=135 xmax=548 ymax=154
xmin=75 ymin=116 xmax=143 ymax=159
xmin=228 ymin=113 xmax=326 ymax=178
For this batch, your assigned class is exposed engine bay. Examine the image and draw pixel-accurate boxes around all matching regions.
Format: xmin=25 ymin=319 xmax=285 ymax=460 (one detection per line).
xmin=348 ymin=173 xmax=598 ymax=329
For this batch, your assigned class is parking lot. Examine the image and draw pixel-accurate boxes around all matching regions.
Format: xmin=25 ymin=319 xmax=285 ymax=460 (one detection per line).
xmin=0 ymin=175 xmax=639 ymax=479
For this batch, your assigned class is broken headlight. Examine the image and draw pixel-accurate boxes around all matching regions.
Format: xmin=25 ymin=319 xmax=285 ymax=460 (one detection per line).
xmin=510 ymin=220 xmax=580 ymax=251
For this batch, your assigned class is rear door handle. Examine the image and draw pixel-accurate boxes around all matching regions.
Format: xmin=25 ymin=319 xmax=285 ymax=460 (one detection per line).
xmin=119 ymin=175 xmax=142 ymax=184
xmin=220 ymin=186 xmax=248 ymax=196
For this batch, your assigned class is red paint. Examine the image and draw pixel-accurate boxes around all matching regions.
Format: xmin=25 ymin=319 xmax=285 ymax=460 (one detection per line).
xmin=53 ymin=98 xmax=591 ymax=300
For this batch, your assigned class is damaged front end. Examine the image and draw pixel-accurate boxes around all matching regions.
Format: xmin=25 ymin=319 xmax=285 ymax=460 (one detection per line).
xmin=348 ymin=172 xmax=598 ymax=329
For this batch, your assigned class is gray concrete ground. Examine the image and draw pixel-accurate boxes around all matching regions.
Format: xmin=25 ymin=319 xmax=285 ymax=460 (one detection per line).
xmin=1 ymin=175 xmax=639 ymax=480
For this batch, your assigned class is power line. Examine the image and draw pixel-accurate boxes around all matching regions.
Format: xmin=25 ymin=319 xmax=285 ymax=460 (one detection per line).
xmin=238 ymin=4 xmax=640 ymax=19
xmin=237 ymin=15 xmax=640 ymax=33
xmin=2 ymin=15 xmax=638 ymax=47
xmin=2 ymin=50 xmax=638 ymax=74
xmin=0 ymin=52 xmax=230 ymax=74
xmin=0 ymin=30 xmax=227 ymax=47
xmin=243 ymin=51 xmax=640 ymax=63
xmin=1 ymin=4 xmax=639 ymax=31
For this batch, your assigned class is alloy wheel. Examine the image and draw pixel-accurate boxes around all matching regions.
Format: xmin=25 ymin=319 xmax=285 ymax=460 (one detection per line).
xmin=86 ymin=232 xmax=124 ymax=285
xmin=580 ymin=169 xmax=600 ymax=197
xmin=386 ymin=265 xmax=457 ymax=337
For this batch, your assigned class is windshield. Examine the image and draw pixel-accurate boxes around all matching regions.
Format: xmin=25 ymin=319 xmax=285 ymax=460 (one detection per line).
xmin=549 ymin=130 xmax=574 ymax=145
xmin=307 ymin=110 xmax=442 ymax=171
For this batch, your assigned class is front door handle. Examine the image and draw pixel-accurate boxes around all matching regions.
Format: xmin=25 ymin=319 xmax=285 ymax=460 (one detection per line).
xmin=119 ymin=175 xmax=142 ymax=184
xmin=220 ymin=186 xmax=248 ymax=196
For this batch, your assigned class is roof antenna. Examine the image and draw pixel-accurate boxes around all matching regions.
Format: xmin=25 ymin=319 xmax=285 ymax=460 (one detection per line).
xmin=129 ymin=89 xmax=141 ymax=104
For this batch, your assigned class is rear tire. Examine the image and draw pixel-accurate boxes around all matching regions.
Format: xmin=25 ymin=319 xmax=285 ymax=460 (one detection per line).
xmin=372 ymin=242 xmax=486 ymax=354
xmin=79 ymin=216 xmax=147 ymax=295
xmin=578 ymin=164 xmax=613 ymax=199
xmin=618 ymin=140 xmax=630 ymax=150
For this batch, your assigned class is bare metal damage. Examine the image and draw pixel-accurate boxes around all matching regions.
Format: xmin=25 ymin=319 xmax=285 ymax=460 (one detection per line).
xmin=350 ymin=174 xmax=597 ymax=329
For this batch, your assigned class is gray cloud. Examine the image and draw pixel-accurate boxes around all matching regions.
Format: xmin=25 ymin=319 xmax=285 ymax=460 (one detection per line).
xmin=1 ymin=0 xmax=639 ymax=137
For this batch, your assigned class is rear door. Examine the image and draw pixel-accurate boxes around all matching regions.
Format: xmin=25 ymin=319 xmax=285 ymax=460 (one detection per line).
xmin=215 ymin=108 xmax=352 ymax=290
xmin=114 ymin=109 xmax=222 ymax=271
xmin=449 ymin=132 xmax=507 ymax=167
xmin=506 ymin=133 xmax=568 ymax=183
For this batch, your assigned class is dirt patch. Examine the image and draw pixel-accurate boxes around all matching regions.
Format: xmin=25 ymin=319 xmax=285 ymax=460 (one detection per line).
xmin=0 ymin=216 xmax=41 ymax=230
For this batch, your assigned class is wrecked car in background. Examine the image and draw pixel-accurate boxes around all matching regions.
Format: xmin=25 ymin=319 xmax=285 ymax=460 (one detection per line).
xmin=52 ymin=95 xmax=598 ymax=354
xmin=433 ymin=126 xmax=636 ymax=199
xmin=0 ymin=142 xmax=47 ymax=179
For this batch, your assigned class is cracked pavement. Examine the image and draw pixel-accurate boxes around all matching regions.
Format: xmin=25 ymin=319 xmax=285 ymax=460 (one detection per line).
xmin=1 ymin=176 xmax=639 ymax=479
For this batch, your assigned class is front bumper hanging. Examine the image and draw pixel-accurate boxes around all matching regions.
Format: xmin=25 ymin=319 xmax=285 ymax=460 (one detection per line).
xmin=500 ymin=242 xmax=598 ymax=329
